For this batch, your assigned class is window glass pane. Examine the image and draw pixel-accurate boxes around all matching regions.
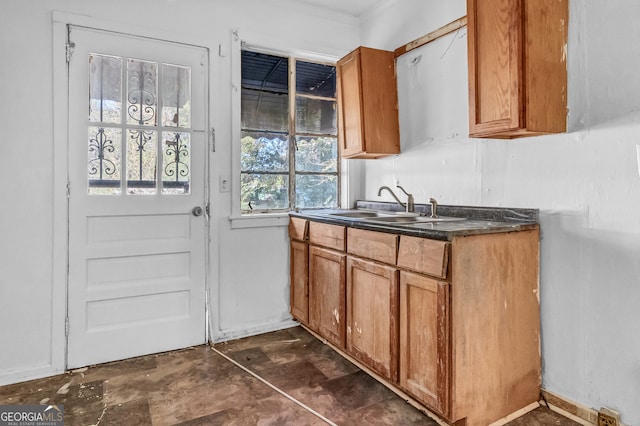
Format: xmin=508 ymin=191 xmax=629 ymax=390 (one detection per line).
xmin=295 ymin=97 xmax=337 ymax=134
xmin=88 ymin=126 xmax=121 ymax=195
xmin=296 ymin=60 xmax=336 ymax=97
xmin=241 ymin=132 xmax=289 ymax=172
xmin=89 ymin=54 xmax=122 ymax=124
xmin=161 ymin=64 xmax=191 ymax=128
xmin=241 ymin=173 xmax=289 ymax=211
xmin=242 ymin=51 xmax=289 ymax=93
xmin=241 ymin=50 xmax=289 ymax=132
xmin=126 ymin=130 xmax=157 ymax=194
xmin=127 ymin=59 xmax=158 ymax=126
xmin=162 ymin=132 xmax=190 ymax=194
xmin=295 ymin=175 xmax=337 ymax=209
xmin=295 ymin=137 xmax=337 ymax=173
xmin=241 ymin=89 xmax=288 ymax=131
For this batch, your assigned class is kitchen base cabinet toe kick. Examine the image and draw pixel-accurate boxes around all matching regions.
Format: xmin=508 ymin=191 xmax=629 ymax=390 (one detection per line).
xmin=288 ymin=216 xmax=540 ymax=426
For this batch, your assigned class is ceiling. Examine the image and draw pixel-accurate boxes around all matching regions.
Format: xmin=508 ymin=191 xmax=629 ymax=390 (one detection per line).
xmin=295 ymin=0 xmax=385 ymax=17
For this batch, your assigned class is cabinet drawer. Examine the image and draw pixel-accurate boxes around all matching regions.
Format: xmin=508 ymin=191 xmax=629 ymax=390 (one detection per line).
xmin=398 ymin=236 xmax=449 ymax=279
xmin=309 ymin=222 xmax=346 ymax=252
xmin=347 ymin=228 xmax=398 ymax=265
xmin=289 ymin=217 xmax=308 ymax=241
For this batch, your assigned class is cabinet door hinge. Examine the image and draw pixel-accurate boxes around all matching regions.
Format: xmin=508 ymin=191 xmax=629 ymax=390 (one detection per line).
xmin=66 ymin=181 xmax=71 ymax=198
xmin=65 ymin=317 xmax=70 ymax=336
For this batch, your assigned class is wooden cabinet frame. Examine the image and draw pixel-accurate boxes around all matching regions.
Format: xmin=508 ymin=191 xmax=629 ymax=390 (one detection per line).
xmin=467 ymin=0 xmax=568 ymax=138
xmin=337 ymin=47 xmax=400 ymax=158
xmin=289 ymin=217 xmax=540 ymax=425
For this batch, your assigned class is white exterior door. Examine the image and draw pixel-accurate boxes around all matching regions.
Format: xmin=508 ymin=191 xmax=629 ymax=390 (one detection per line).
xmin=67 ymin=27 xmax=208 ymax=368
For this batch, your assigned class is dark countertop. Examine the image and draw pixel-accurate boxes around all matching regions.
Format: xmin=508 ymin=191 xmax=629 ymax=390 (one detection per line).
xmin=290 ymin=201 xmax=539 ymax=241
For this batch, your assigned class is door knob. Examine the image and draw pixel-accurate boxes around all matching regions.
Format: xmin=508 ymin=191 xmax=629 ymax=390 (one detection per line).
xmin=192 ymin=206 xmax=204 ymax=217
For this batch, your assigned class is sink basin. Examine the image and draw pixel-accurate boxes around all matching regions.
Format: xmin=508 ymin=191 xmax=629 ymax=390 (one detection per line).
xmin=362 ymin=216 xmax=466 ymax=225
xmin=327 ymin=210 xmax=392 ymax=219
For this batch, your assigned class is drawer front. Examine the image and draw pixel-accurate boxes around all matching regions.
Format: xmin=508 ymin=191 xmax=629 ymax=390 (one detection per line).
xmin=397 ymin=236 xmax=449 ymax=279
xmin=309 ymin=222 xmax=346 ymax=252
xmin=347 ymin=228 xmax=398 ymax=265
xmin=289 ymin=217 xmax=308 ymax=241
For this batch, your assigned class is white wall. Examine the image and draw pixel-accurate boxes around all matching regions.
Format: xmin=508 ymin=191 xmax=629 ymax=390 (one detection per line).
xmin=359 ymin=0 xmax=640 ymax=424
xmin=0 ymin=0 xmax=357 ymax=384
xmin=3 ymin=0 xmax=638 ymax=423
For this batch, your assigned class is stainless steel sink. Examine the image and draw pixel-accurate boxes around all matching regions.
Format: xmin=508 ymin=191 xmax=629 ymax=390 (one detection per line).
xmin=362 ymin=215 xmax=466 ymax=224
xmin=327 ymin=210 xmax=392 ymax=219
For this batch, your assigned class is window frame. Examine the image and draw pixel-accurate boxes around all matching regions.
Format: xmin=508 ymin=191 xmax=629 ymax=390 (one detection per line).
xmin=231 ymin=38 xmax=341 ymax=228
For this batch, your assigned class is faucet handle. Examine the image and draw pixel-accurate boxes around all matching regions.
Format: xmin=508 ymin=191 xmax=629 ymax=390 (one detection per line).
xmin=396 ymin=185 xmax=415 ymax=213
xmin=428 ymin=197 xmax=438 ymax=218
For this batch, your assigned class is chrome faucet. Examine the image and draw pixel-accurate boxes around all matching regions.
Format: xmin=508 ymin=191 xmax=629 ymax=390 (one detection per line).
xmin=378 ymin=185 xmax=415 ymax=213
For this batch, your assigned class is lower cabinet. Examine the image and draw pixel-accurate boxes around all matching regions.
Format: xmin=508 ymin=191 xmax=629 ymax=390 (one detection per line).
xmin=399 ymin=271 xmax=449 ymax=416
xmin=289 ymin=239 xmax=309 ymax=324
xmin=309 ymin=246 xmax=346 ymax=349
xmin=290 ymin=218 xmax=540 ymax=426
xmin=346 ymin=256 xmax=399 ymax=382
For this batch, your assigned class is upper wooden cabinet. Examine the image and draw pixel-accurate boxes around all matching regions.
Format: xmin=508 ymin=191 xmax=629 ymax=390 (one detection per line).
xmin=467 ymin=0 xmax=568 ymax=138
xmin=337 ymin=47 xmax=400 ymax=158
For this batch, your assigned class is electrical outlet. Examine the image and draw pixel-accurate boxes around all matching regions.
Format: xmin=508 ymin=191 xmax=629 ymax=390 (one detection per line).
xmin=598 ymin=408 xmax=621 ymax=426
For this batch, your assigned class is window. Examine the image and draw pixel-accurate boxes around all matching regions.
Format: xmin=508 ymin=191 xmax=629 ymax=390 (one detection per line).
xmin=240 ymin=49 xmax=339 ymax=213
xmin=88 ymin=53 xmax=192 ymax=195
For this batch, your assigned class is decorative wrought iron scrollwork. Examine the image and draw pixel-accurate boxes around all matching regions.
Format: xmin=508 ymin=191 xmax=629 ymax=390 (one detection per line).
xmin=88 ymin=128 xmax=117 ymax=180
xmin=127 ymin=63 xmax=156 ymax=125
xmin=164 ymin=133 xmax=189 ymax=181
xmin=129 ymin=129 xmax=155 ymax=182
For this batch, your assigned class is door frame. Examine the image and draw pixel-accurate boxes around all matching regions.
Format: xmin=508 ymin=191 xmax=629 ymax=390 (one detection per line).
xmin=52 ymin=12 xmax=216 ymax=372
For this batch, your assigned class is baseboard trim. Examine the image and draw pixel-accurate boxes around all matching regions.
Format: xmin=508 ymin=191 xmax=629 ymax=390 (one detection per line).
xmin=541 ymin=389 xmax=598 ymax=425
xmin=210 ymin=319 xmax=299 ymax=343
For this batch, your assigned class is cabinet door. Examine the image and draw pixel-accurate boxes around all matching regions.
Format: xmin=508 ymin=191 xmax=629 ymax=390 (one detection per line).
xmin=337 ymin=49 xmax=364 ymax=158
xmin=309 ymin=246 xmax=346 ymax=348
xmin=399 ymin=271 xmax=450 ymax=416
xmin=467 ymin=0 xmax=523 ymax=136
xmin=337 ymin=47 xmax=400 ymax=159
xmin=346 ymin=257 xmax=399 ymax=381
xmin=467 ymin=0 xmax=568 ymax=138
xmin=290 ymin=240 xmax=309 ymax=324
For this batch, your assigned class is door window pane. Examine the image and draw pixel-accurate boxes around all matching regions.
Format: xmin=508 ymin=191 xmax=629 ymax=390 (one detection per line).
xmin=89 ymin=54 xmax=122 ymax=124
xmin=162 ymin=132 xmax=190 ymax=194
xmin=127 ymin=59 xmax=158 ymax=126
xmin=88 ymin=126 xmax=122 ymax=195
xmin=161 ymin=64 xmax=191 ymax=128
xmin=126 ymin=130 xmax=157 ymax=194
xmin=87 ymin=52 xmax=197 ymax=196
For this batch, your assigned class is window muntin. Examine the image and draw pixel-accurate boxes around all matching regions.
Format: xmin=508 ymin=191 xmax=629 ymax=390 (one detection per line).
xmin=240 ymin=50 xmax=338 ymax=212
xmin=87 ymin=53 xmax=192 ymax=195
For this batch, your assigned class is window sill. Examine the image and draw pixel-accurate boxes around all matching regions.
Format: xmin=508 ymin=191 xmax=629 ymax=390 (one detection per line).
xmin=229 ymin=212 xmax=290 ymax=229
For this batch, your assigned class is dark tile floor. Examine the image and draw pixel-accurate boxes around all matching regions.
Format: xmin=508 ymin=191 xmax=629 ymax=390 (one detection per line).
xmin=0 ymin=326 xmax=581 ymax=425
